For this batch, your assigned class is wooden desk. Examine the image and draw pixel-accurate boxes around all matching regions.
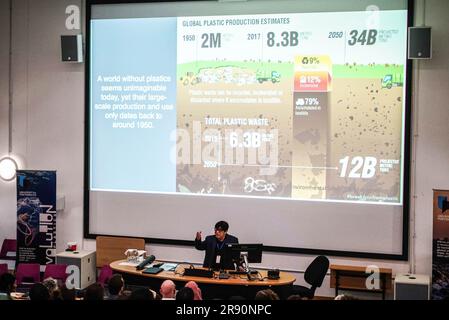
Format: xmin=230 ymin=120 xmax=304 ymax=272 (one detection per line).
xmin=330 ymin=264 xmax=392 ymax=300
xmin=111 ymin=259 xmax=295 ymax=299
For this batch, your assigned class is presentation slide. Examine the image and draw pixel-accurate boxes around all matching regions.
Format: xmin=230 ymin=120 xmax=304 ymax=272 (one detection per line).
xmin=91 ymin=10 xmax=406 ymax=204
xmin=88 ymin=0 xmax=410 ymax=258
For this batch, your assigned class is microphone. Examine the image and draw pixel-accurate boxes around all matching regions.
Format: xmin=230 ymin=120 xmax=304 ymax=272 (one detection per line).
xmin=136 ymin=255 xmax=156 ymax=270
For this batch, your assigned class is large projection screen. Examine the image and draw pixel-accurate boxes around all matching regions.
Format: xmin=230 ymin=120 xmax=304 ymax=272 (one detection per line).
xmin=86 ymin=0 xmax=411 ymax=259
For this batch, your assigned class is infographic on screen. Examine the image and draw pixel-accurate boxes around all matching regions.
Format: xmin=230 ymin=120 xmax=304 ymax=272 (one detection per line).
xmin=90 ymin=10 xmax=407 ymax=204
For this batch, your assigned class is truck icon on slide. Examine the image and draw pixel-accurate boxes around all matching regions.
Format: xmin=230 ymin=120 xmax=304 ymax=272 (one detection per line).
xmin=381 ymin=74 xmax=403 ymax=89
xmin=256 ymin=70 xmax=280 ymax=83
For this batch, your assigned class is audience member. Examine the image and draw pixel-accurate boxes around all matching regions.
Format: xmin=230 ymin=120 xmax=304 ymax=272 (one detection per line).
xmin=176 ymin=287 xmax=194 ymax=301
xmin=42 ymin=277 xmax=60 ymax=300
xmin=254 ymin=289 xmax=280 ymax=300
xmin=160 ymin=280 xmax=176 ymax=300
xmin=29 ymin=283 xmax=50 ymax=301
xmin=0 ymin=273 xmax=16 ymax=300
xmin=59 ymin=284 xmax=76 ymax=301
xmin=129 ymin=287 xmax=155 ymax=300
xmin=185 ymin=281 xmax=202 ymax=300
xmin=117 ymin=290 xmax=132 ymax=300
xmin=84 ymin=283 xmax=104 ymax=300
xmin=107 ymin=274 xmax=124 ymax=300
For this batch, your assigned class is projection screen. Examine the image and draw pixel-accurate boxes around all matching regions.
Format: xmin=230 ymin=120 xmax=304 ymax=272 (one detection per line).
xmin=86 ymin=0 xmax=412 ymax=259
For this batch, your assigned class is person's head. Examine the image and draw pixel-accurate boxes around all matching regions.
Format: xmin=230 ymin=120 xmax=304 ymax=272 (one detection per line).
xmin=160 ymin=280 xmax=176 ymax=299
xmin=59 ymin=284 xmax=76 ymax=301
xmin=108 ymin=274 xmax=124 ymax=296
xmin=254 ymin=289 xmax=280 ymax=300
xmin=185 ymin=281 xmax=202 ymax=300
xmin=129 ymin=287 xmax=154 ymax=300
xmin=84 ymin=283 xmax=104 ymax=300
xmin=29 ymin=283 xmax=50 ymax=301
xmin=214 ymin=221 xmax=229 ymax=241
xmin=176 ymin=287 xmax=194 ymax=301
xmin=0 ymin=273 xmax=16 ymax=294
xmin=42 ymin=277 xmax=59 ymax=299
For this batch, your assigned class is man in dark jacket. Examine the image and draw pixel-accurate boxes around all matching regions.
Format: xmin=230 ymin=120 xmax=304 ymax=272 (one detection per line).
xmin=194 ymin=221 xmax=239 ymax=270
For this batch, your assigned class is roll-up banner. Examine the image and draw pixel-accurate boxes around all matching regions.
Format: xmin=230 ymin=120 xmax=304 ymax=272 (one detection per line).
xmin=432 ymin=189 xmax=449 ymax=300
xmin=16 ymin=170 xmax=56 ymax=269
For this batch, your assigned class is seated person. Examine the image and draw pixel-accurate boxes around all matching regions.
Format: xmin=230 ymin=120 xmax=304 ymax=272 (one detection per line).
xmin=160 ymin=280 xmax=176 ymax=300
xmin=194 ymin=221 xmax=239 ymax=270
xmin=29 ymin=283 xmax=50 ymax=301
xmin=59 ymin=284 xmax=76 ymax=301
xmin=42 ymin=277 xmax=59 ymax=300
xmin=254 ymin=289 xmax=280 ymax=300
xmin=176 ymin=287 xmax=194 ymax=301
xmin=84 ymin=283 xmax=104 ymax=301
xmin=0 ymin=273 xmax=16 ymax=300
xmin=129 ymin=287 xmax=155 ymax=300
xmin=185 ymin=281 xmax=202 ymax=300
xmin=107 ymin=274 xmax=124 ymax=300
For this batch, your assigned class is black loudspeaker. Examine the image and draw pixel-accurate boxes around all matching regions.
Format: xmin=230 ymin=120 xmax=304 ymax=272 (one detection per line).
xmin=61 ymin=34 xmax=83 ymax=62
xmin=408 ymin=27 xmax=432 ymax=59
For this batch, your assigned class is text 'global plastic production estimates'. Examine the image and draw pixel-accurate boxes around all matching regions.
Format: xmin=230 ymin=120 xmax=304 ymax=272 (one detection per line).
xmin=90 ymin=9 xmax=407 ymax=205
xmin=174 ymin=10 xmax=406 ymax=204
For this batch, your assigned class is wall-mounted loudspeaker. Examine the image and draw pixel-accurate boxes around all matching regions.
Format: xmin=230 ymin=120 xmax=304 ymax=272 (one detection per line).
xmin=61 ymin=34 xmax=83 ymax=62
xmin=408 ymin=27 xmax=432 ymax=59
xmin=394 ymin=274 xmax=430 ymax=300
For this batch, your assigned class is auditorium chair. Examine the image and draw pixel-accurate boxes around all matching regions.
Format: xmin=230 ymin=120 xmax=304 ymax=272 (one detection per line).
xmin=43 ymin=264 xmax=68 ymax=284
xmin=0 ymin=263 xmax=8 ymax=277
xmin=291 ymin=255 xmax=329 ymax=299
xmin=15 ymin=263 xmax=41 ymax=286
